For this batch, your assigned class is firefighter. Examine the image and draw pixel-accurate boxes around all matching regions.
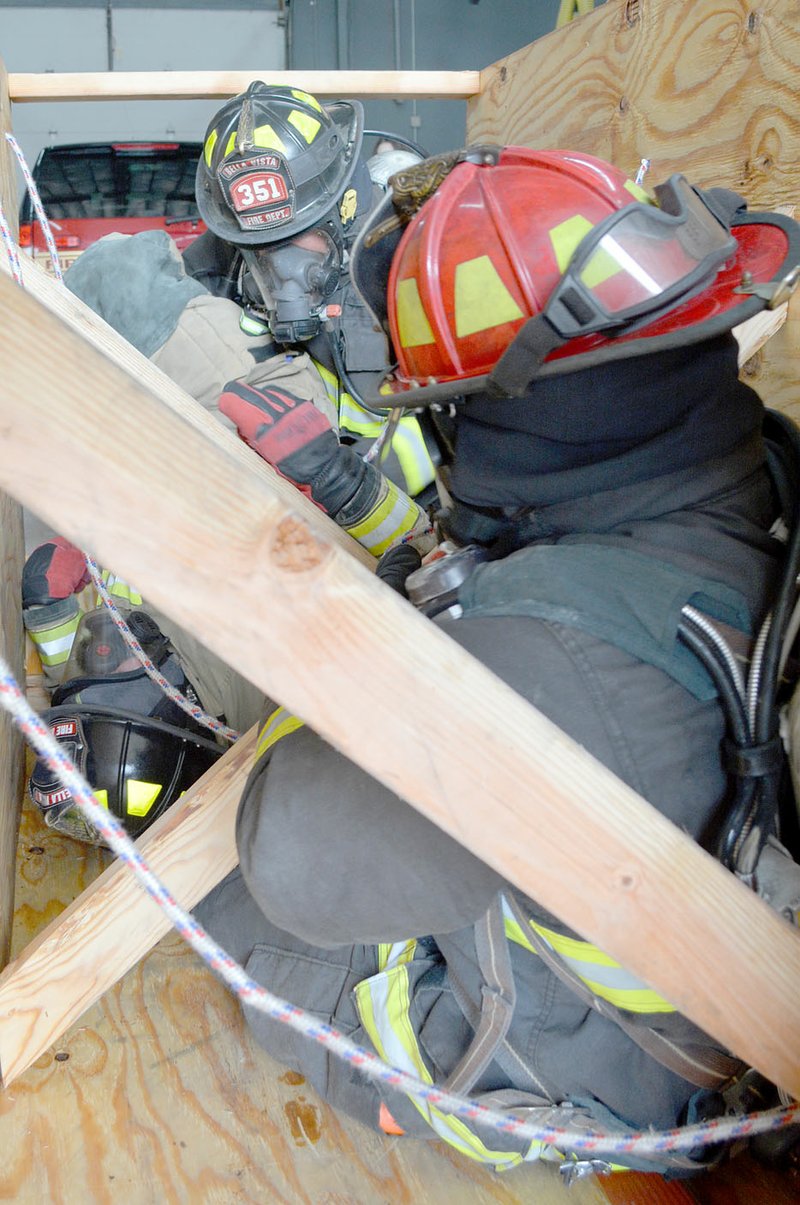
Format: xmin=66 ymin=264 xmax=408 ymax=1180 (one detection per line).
xmin=64 ymin=81 xmax=440 ymax=548
xmin=195 ymin=146 xmax=800 ymax=1176
xmin=23 ymin=84 xmax=439 ymax=841
xmin=21 ymin=538 xmax=261 ymax=846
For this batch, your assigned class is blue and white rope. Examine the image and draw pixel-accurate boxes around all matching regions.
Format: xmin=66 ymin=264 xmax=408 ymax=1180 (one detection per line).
xmin=0 ymin=196 xmax=23 ymax=285
xmin=86 ymin=557 xmax=240 ymax=743
xmin=1 ymin=656 xmax=798 ymax=1158
xmin=5 ymin=131 xmax=63 ymax=280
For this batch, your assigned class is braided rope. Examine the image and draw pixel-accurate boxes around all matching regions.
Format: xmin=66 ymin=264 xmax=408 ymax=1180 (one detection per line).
xmin=0 ymin=197 xmax=23 ymax=285
xmin=86 ymin=557 xmax=240 ymax=743
xmin=1 ymin=657 xmax=798 ymax=1157
xmin=5 ymin=132 xmax=63 ymax=281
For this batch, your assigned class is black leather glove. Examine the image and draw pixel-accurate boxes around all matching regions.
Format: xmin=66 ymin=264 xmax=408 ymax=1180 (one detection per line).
xmin=375 ymin=544 xmax=422 ymax=597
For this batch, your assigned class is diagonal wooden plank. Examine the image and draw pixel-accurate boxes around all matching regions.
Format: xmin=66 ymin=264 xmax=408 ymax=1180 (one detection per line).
xmin=0 ymin=250 xmax=373 ymax=569
xmin=0 ymin=269 xmax=799 ymax=1101
xmin=0 ymin=727 xmax=255 ymax=1087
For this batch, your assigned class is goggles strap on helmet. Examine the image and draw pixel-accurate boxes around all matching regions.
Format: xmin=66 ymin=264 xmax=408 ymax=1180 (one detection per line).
xmin=486 ymin=317 xmax=565 ymax=400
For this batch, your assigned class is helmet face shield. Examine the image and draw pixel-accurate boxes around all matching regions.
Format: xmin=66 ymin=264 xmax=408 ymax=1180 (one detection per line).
xmin=241 ymin=227 xmax=342 ymax=341
xmin=546 ymin=176 xmax=737 ymax=339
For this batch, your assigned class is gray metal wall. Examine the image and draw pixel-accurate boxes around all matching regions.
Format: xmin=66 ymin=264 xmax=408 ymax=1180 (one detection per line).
xmin=2 ymin=4 xmax=286 ymax=187
xmin=1 ymin=1 xmax=595 ymax=196
xmin=287 ymin=0 xmax=573 ymax=155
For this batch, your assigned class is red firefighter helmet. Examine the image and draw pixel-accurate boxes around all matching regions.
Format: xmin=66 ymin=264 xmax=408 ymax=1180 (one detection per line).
xmin=352 ymin=146 xmax=800 ymax=407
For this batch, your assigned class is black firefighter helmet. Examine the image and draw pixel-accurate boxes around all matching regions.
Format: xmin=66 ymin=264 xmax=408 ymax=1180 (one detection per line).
xmin=29 ymin=607 xmax=224 ymax=846
xmin=195 ymin=81 xmax=365 ymax=247
xmin=195 ymin=81 xmax=371 ymax=342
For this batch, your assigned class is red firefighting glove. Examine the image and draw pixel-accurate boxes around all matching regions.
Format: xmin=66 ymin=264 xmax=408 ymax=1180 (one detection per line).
xmin=22 ymin=537 xmax=91 ymax=608
xmin=219 ymin=379 xmax=370 ymax=516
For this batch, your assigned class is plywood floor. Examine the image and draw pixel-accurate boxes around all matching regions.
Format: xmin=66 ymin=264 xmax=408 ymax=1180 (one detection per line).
xmin=1 ymin=757 xmax=799 ymax=1203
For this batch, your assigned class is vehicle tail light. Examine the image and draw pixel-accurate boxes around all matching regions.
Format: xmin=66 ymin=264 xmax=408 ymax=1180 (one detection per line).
xmin=112 ymin=142 xmax=179 ymax=152
xmin=20 ymin=223 xmax=81 ymax=250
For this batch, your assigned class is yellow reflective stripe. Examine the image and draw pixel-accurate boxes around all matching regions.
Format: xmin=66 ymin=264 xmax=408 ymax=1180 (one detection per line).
xmin=396 ymin=278 xmax=435 ymax=348
xmin=503 ymin=911 xmax=537 ymax=955
xmin=94 ymin=789 xmax=109 ymax=810
xmin=204 ymin=128 xmax=218 ymax=168
xmin=530 ymin=920 xmax=676 ymax=1014
xmin=549 ymin=213 xmax=622 ymax=290
xmin=344 ymin=482 xmax=420 ymax=556
xmin=291 ymin=89 xmax=323 ymax=113
xmin=549 ymin=214 xmax=593 ymax=273
xmin=126 ymin=779 xmax=162 ymax=818
xmin=579 ymin=239 xmax=625 ymax=290
xmin=288 ymin=110 xmax=321 ymax=144
xmin=356 ymin=965 xmax=548 ymax=1166
xmin=340 ymin=397 xmax=388 ymax=435
xmin=624 ymin=179 xmax=654 ymax=204
xmin=338 ymin=394 xmax=382 ymax=437
xmin=557 ymin=0 xmax=594 ymax=26
xmin=311 ymin=358 xmax=340 ymax=408
xmin=454 ymin=255 xmax=523 ymax=338
xmin=240 ymin=311 xmax=269 ymax=336
xmin=99 ymin=572 xmax=143 ymax=606
xmin=503 ymin=898 xmax=674 ymax=1014
xmin=252 ymin=123 xmax=287 ymax=154
xmin=28 ymin=616 xmax=80 ymax=666
xmin=256 ymin=708 xmax=305 ymax=760
xmin=376 ymin=940 xmax=417 ymax=971
xmin=390 ymin=419 xmax=436 ymax=495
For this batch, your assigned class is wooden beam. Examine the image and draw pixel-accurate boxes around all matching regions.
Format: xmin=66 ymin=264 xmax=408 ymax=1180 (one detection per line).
xmin=0 ymin=56 xmax=26 ymax=969
xmin=3 ymin=253 xmax=373 ymax=568
xmin=0 ymin=269 xmax=799 ymax=1099
xmin=0 ymin=727 xmax=255 ymax=1087
xmin=0 ymin=58 xmax=17 ymax=241
xmin=0 ymin=255 xmax=782 ymax=1090
xmin=7 ymin=69 xmax=480 ymax=103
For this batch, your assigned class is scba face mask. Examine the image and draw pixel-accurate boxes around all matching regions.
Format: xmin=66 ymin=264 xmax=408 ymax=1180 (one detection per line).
xmin=242 ymin=226 xmax=343 ymax=342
